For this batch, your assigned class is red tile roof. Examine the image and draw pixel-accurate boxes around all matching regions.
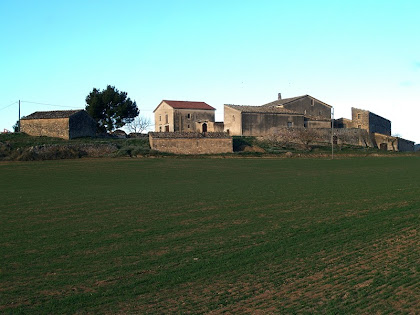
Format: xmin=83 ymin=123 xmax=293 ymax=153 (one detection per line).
xmin=161 ymin=100 xmax=215 ymax=110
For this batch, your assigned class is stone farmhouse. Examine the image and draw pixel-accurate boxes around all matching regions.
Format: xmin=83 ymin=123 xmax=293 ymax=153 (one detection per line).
xmin=151 ymin=94 xmax=414 ymax=153
xmin=224 ymin=94 xmax=332 ymax=136
xmin=154 ymin=100 xmax=224 ymax=133
xmin=20 ymin=110 xmax=96 ymax=140
xmin=222 ymin=93 xmax=414 ymax=151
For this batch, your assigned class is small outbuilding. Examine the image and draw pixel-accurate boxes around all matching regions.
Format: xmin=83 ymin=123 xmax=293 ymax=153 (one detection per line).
xmin=20 ymin=110 xmax=96 ymax=140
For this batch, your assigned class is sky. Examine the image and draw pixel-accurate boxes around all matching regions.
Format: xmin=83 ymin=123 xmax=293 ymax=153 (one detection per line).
xmin=1 ymin=0 xmax=419 ymax=143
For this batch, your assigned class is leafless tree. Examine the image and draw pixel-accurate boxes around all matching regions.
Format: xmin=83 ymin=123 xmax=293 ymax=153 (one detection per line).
xmin=295 ymin=128 xmax=320 ymax=150
xmin=127 ymin=116 xmax=153 ymax=134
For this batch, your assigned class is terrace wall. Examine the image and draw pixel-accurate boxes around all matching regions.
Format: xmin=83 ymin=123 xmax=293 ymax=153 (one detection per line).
xmin=149 ymin=132 xmax=232 ymax=154
xmin=257 ymin=128 xmax=372 ymax=147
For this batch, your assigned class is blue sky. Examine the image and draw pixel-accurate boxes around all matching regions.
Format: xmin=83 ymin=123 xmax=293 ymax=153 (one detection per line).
xmin=1 ymin=0 xmax=419 ymax=143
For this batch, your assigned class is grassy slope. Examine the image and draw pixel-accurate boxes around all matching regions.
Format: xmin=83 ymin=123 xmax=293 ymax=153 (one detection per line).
xmin=0 ymin=157 xmax=419 ymax=313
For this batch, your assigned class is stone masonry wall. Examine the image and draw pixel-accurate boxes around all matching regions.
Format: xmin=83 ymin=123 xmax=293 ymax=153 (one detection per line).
xmin=258 ymin=127 xmax=372 ymax=147
xmin=397 ymin=138 xmax=415 ymax=152
xmin=283 ymin=97 xmax=331 ymax=119
xmin=241 ymin=113 xmax=305 ymax=136
xmin=69 ymin=111 xmax=96 ymax=139
xmin=149 ymin=133 xmax=232 ymax=154
xmin=368 ymin=112 xmax=391 ymax=135
xmin=21 ymin=118 xmax=70 ymax=139
xmin=370 ymin=133 xmax=414 ymax=151
xmin=174 ymin=109 xmax=215 ymax=132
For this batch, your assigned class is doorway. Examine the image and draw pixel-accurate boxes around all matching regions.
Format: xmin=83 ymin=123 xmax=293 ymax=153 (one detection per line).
xmin=202 ymin=123 xmax=207 ymax=133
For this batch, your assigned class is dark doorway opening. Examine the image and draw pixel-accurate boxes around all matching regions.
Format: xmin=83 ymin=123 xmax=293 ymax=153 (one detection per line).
xmin=202 ymin=123 xmax=207 ymax=133
xmin=380 ymin=143 xmax=387 ymax=150
xmin=165 ymin=125 xmax=169 ymax=132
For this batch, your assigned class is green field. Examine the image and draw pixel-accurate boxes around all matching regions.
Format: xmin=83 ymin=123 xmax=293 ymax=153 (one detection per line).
xmin=1 ymin=157 xmax=419 ymax=313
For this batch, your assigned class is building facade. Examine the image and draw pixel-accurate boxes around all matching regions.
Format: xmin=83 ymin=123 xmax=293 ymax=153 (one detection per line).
xmin=154 ymin=100 xmax=216 ymax=133
xmin=224 ymin=94 xmax=332 ymax=136
xmin=224 ymin=105 xmax=305 ymax=136
xmin=351 ymin=107 xmax=391 ymax=135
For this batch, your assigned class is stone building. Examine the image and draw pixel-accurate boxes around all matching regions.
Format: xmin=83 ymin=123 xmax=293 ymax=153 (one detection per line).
xmin=224 ymin=105 xmax=304 ymax=136
xmin=350 ymin=107 xmax=391 ymax=135
xmin=224 ymin=94 xmax=332 ymax=136
xmin=154 ymin=100 xmax=217 ymax=133
xmin=372 ymin=133 xmax=415 ymax=151
xmin=20 ymin=110 xmax=96 ymax=140
xmin=335 ymin=108 xmax=415 ymax=151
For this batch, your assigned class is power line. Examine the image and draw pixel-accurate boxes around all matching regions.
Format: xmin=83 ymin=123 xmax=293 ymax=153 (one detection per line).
xmin=21 ymin=101 xmax=80 ymax=109
xmin=0 ymin=101 xmax=18 ymax=112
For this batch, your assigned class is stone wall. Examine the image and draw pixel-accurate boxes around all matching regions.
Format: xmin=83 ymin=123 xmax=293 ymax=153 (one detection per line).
xmin=334 ymin=118 xmax=353 ymax=129
xmin=224 ymin=106 xmax=242 ymax=136
xmin=351 ymin=107 xmax=391 ymax=135
xmin=283 ymin=97 xmax=331 ymax=119
xmin=68 ymin=111 xmax=96 ymax=139
xmin=372 ymin=133 xmax=396 ymax=150
xmin=397 ymin=138 xmax=415 ymax=152
xmin=174 ymin=109 xmax=215 ymax=132
xmin=21 ymin=118 xmax=70 ymax=139
xmin=351 ymin=108 xmax=370 ymax=131
xmin=369 ymin=112 xmax=391 ymax=135
xmin=305 ymin=119 xmax=331 ymax=129
xmin=241 ymin=113 xmax=305 ymax=136
xmin=258 ymin=127 xmax=372 ymax=148
xmin=371 ymin=133 xmax=414 ymax=151
xmin=149 ymin=132 xmax=232 ymax=154
xmin=154 ymin=102 xmax=174 ymax=132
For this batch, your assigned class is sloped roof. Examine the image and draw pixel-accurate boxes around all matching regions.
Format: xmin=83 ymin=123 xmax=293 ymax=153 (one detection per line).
xmin=154 ymin=100 xmax=215 ymax=112
xmin=263 ymin=94 xmax=332 ymax=108
xmin=224 ymin=104 xmax=302 ymax=115
xmin=21 ymin=110 xmax=84 ymax=120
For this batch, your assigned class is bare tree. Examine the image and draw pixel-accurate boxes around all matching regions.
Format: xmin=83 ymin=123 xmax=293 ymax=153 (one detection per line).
xmin=295 ymin=128 xmax=320 ymax=150
xmin=127 ymin=116 xmax=153 ymax=134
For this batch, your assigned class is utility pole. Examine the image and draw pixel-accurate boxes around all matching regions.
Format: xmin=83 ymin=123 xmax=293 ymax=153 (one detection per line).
xmin=18 ymin=100 xmax=21 ymax=132
xmin=331 ymin=106 xmax=334 ymax=160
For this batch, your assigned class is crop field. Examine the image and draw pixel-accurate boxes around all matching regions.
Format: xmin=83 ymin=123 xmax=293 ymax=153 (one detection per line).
xmin=1 ymin=156 xmax=419 ymax=313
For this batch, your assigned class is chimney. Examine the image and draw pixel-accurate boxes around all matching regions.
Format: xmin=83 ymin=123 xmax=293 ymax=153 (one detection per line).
xmin=278 ymin=93 xmax=282 ymax=100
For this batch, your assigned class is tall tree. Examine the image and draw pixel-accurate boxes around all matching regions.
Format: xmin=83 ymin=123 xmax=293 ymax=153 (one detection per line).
xmin=85 ymin=85 xmax=139 ymax=132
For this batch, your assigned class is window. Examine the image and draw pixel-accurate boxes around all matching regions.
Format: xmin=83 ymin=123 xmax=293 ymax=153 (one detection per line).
xmin=311 ymin=100 xmax=314 ymax=106
xmin=165 ymin=114 xmax=168 ymax=124
xmin=159 ymin=115 xmax=161 ymax=122
xmin=287 ymin=122 xmax=293 ymax=128
xmin=187 ymin=124 xmax=190 ymax=129
xmin=357 ymin=114 xmax=361 ymax=119
xmin=159 ymin=126 xmax=162 ymax=132
xmin=187 ymin=113 xmax=191 ymax=119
